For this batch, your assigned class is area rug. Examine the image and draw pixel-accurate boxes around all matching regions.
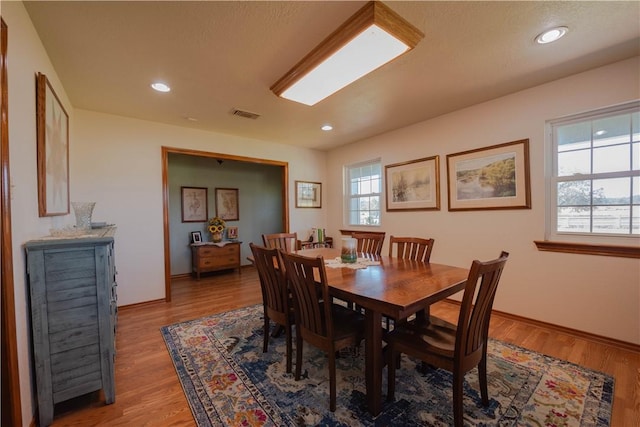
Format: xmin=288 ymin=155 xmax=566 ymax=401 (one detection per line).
xmin=160 ymin=305 xmax=614 ymax=426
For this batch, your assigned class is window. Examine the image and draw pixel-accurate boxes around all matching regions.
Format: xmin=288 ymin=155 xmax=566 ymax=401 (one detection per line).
xmin=547 ymin=101 xmax=639 ymax=244
xmin=346 ymin=159 xmax=382 ymax=226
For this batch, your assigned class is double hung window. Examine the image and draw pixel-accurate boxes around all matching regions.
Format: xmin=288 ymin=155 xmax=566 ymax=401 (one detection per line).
xmin=346 ymin=159 xmax=382 ymax=226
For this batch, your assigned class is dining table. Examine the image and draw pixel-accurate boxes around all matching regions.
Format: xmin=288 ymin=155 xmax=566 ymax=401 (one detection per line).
xmin=295 ymin=247 xmax=469 ymax=416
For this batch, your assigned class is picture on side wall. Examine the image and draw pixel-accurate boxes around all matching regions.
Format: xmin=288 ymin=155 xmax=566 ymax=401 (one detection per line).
xmin=295 ymin=181 xmax=321 ymax=208
xmin=446 ymin=139 xmax=531 ymax=211
xmin=385 ymin=156 xmax=440 ymax=211
xmin=181 ymin=186 xmax=208 ymax=222
xmin=216 ymin=188 xmax=239 ymax=220
xmin=36 ymin=73 xmax=70 ymax=216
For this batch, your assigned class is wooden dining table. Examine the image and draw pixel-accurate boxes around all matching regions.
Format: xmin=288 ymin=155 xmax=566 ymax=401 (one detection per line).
xmin=295 ymin=247 xmax=469 ymax=416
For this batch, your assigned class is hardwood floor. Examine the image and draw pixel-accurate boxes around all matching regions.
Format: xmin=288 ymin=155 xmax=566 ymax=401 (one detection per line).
xmin=48 ymin=267 xmax=639 ymax=426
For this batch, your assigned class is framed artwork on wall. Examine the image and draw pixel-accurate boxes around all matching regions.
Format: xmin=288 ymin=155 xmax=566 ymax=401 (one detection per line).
xmin=36 ymin=73 xmax=69 ymax=216
xmin=216 ymin=188 xmax=239 ymax=220
xmin=385 ymin=155 xmax=440 ymax=211
xmin=446 ymin=139 xmax=531 ymax=211
xmin=181 ymin=186 xmax=208 ymax=222
xmin=295 ymin=180 xmax=321 ymax=208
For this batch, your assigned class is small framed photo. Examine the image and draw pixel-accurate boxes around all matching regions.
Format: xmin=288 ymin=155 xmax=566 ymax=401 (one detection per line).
xmin=385 ymin=156 xmax=440 ymax=211
xmin=446 ymin=139 xmax=531 ymax=211
xmin=181 ymin=187 xmax=208 ymax=222
xmin=215 ymin=188 xmax=239 ymax=221
xmin=226 ymin=226 xmax=238 ymax=240
xmin=190 ymin=231 xmax=202 ymax=244
xmin=295 ymin=181 xmax=321 ymax=208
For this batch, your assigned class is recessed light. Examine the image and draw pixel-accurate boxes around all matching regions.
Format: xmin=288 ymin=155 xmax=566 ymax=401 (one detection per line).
xmin=321 ymin=124 xmax=333 ymax=131
xmin=151 ymin=82 xmax=171 ymax=92
xmin=535 ymin=26 xmax=568 ymax=44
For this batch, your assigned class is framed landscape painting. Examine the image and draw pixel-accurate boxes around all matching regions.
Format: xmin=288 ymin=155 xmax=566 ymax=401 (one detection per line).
xmin=385 ymin=156 xmax=440 ymax=211
xmin=295 ymin=181 xmax=321 ymax=208
xmin=446 ymin=139 xmax=531 ymax=211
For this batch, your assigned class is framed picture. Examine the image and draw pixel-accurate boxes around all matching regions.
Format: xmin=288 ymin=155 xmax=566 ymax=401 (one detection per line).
xmin=36 ymin=73 xmax=69 ymax=216
xmin=181 ymin=186 xmax=208 ymax=222
xmin=190 ymin=231 xmax=202 ymax=244
xmin=295 ymin=180 xmax=321 ymax=208
xmin=216 ymin=188 xmax=239 ymax=220
xmin=385 ymin=156 xmax=440 ymax=211
xmin=226 ymin=226 xmax=238 ymax=240
xmin=446 ymin=139 xmax=531 ymax=211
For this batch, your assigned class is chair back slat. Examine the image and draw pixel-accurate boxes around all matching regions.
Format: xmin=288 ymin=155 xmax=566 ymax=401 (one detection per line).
xmin=353 ymin=232 xmax=385 ymax=256
xmin=250 ymin=243 xmax=288 ymax=313
xmin=388 ymin=236 xmax=435 ymax=263
xmin=281 ymin=252 xmax=332 ymax=340
xmin=262 ymin=232 xmax=299 ymax=252
xmin=456 ymin=251 xmax=509 ymax=363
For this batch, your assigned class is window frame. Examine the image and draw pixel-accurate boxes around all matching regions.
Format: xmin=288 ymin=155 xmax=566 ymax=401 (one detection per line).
xmin=344 ymin=158 xmax=383 ymax=227
xmin=540 ymin=101 xmax=640 ymax=257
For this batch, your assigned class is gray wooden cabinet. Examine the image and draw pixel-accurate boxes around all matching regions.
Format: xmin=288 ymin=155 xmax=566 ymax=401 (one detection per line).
xmin=25 ymin=227 xmax=117 ymax=426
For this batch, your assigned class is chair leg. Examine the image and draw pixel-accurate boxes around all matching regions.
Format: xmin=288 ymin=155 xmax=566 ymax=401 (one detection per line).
xmin=285 ymin=324 xmax=292 ymax=374
xmin=452 ymin=372 xmax=464 ymax=427
xmin=263 ymin=316 xmax=269 ymax=353
xmin=479 ymin=352 xmax=489 ymax=405
xmin=328 ymin=349 xmax=337 ymax=412
xmin=295 ymin=335 xmax=303 ymax=381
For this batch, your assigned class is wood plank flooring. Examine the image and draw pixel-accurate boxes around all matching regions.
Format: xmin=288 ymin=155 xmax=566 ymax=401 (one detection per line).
xmin=48 ymin=267 xmax=639 ymax=426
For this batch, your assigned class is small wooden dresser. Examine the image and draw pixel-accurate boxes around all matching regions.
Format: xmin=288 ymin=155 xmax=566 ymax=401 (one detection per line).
xmin=24 ymin=226 xmax=117 ymax=427
xmin=191 ymin=241 xmax=242 ymax=279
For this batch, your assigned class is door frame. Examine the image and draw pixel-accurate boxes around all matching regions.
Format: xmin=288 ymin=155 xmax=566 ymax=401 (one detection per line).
xmin=161 ymin=146 xmax=289 ymax=301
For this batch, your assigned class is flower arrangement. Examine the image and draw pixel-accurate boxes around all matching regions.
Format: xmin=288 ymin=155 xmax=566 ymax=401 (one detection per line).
xmin=208 ymin=216 xmax=226 ymax=234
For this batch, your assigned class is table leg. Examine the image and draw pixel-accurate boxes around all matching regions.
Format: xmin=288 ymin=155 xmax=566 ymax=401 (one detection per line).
xmin=365 ymin=308 xmax=383 ymax=416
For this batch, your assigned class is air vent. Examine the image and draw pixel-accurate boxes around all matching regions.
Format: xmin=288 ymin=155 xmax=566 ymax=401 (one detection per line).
xmin=231 ymin=108 xmax=260 ymax=120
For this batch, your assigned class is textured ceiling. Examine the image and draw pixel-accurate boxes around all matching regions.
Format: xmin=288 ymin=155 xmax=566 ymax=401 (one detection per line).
xmin=23 ymin=1 xmax=640 ymax=151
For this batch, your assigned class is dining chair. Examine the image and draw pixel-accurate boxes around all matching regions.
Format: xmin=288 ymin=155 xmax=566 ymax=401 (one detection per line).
xmin=388 ymin=236 xmax=435 ymax=263
xmin=352 ymin=232 xmax=385 ymax=256
xmin=386 ymin=251 xmax=509 ymax=427
xmin=249 ymin=243 xmax=295 ymax=373
xmin=280 ymin=251 xmax=366 ymax=412
xmin=262 ymin=232 xmax=299 ymax=252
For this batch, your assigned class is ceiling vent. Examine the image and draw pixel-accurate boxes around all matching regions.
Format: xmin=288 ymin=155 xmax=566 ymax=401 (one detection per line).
xmin=231 ymin=108 xmax=260 ymax=120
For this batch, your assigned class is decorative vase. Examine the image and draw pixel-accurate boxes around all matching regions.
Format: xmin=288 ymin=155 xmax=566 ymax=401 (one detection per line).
xmin=211 ymin=231 xmax=223 ymax=243
xmin=341 ymin=237 xmax=357 ymax=263
xmin=72 ymin=202 xmax=96 ymax=231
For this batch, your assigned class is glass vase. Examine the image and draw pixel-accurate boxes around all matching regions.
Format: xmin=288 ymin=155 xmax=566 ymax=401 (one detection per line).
xmin=211 ymin=231 xmax=223 ymax=243
xmin=72 ymin=202 xmax=96 ymax=231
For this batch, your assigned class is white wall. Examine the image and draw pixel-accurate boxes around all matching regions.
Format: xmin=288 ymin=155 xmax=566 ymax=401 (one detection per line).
xmin=5 ymin=2 xmax=326 ymax=424
xmin=326 ymin=57 xmax=640 ymax=345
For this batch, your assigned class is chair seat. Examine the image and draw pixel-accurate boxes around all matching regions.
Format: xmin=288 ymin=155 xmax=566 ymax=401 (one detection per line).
xmin=390 ymin=316 xmax=457 ymax=358
xmin=330 ymin=303 xmax=365 ymax=341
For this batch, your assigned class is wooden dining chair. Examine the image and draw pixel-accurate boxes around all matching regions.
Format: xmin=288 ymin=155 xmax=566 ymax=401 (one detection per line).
xmin=262 ymin=232 xmax=299 ymax=252
xmin=388 ymin=236 xmax=435 ymax=263
xmin=386 ymin=251 xmax=509 ymax=427
xmin=280 ymin=251 xmax=365 ymax=412
xmin=249 ymin=243 xmax=295 ymax=373
xmin=352 ymin=232 xmax=385 ymax=256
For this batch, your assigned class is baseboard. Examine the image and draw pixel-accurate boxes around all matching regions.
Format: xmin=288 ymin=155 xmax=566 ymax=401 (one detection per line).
xmin=118 ymin=298 xmax=166 ymax=311
xmin=441 ymin=299 xmax=640 ymax=353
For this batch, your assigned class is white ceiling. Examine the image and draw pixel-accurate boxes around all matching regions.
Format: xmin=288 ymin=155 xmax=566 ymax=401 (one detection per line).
xmin=23 ymin=1 xmax=640 ymax=151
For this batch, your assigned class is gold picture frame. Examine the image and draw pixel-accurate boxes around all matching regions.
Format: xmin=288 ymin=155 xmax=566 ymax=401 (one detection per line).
xmin=36 ymin=73 xmax=69 ymax=216
xmin=385 ymin=156 xmax=440 ymax=211
xmin=446 ymin=139 xmax=531 ymax=211
xmin=295 ymin=180 xmax=321 ymax=208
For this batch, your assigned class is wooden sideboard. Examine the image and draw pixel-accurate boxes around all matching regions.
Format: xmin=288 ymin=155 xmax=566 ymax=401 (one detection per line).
xmin=191 ymin=241 xmax=242 ymax=279
xmin=24 ymin=227 xmax=117 ymax=426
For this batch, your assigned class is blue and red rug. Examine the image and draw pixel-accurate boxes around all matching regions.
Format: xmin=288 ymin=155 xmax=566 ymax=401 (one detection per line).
xmin=161 ymin=304 xmax=613 ymax=426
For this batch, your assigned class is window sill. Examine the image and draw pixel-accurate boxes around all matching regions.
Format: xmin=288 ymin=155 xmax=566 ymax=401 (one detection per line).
xmin=534 ymin=240 xmax=640 ymax=259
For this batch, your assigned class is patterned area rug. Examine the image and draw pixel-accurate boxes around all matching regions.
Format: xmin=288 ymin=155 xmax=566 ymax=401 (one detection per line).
xmin=160 ymin=305 xmax=613 ymax=426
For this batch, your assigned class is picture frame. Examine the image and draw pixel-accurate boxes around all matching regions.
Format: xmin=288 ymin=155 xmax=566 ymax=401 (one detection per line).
xmin=36 ymin=73 xmax=69 ymax=216
xmin=446 ymin=139 xmax=531 ymax=211
xmin=215 ymin=188 xmax=239 ymax=220
xmin=226 ymin=226 xmax=238 ymax=240
xmin=295 ymin=180 xmax=321 ymax=208
xmin=190 ymin=231 xmax=202 ymax=244
xmin=181 ymin=186 xmax=208 ymax=222
xmin=385 ymin=156 xmax=440 ymax=211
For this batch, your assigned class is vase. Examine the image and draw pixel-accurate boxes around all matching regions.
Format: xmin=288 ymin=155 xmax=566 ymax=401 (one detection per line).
xmin=211 ymin=231 xmax=223 ymax=243
xmin=72 ymin=202 xmax=96 ymax=231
